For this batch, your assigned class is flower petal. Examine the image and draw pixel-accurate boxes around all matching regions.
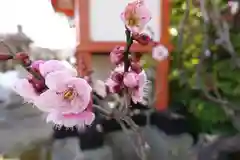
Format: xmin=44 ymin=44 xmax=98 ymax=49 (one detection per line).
xmin=131 ymin=90 xmax=141 ymax=104
xmin=105 ymin=78 xmax=120 ymax=93
xmin=67 ymin=78 xmax=92 ymax=112
xmin=123 ymin=72 xmax=139 ymax=88
xmin=45 ymin=71 xmax=72 ymax=91
xmin=131 ymin=70 xmax=147 ymax=104
xmin=39 ymin=60 xmax=77 ymax=77
xmin=46 ymin=111 xmax=95 ymax=128
xmin=152 ymin=45 xmax=169 ymax=61
xmin=94 ymin=80 xmax=107 ymax=97
xmin=137 ymin=5 xmax=151 ymax=26
xmin=34 ymin=90 xmax=63 ymax=112
xmin=61 ymin=60 xmax=78 ymax=76
xmin=121 ymin=0 xmax=152 ymax=33
xmin=13 ymin=79 xmax=38 ymax=102
xmin=138 ymin=70 xmax=147 ymax=87
xmin=31 ymin=60 xmax=45 ymax=70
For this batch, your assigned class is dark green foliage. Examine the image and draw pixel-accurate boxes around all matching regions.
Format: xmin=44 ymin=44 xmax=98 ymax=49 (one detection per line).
xmin=168 ymin=0 xmax=240 ymax=133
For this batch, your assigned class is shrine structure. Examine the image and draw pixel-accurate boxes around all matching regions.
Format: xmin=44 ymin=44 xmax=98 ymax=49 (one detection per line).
xmin=50 ymin=0 xmax=171 ymax=110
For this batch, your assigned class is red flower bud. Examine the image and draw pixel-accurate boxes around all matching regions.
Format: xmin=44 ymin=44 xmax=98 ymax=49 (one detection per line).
xmin=112 ymin=85 xmax=122 ymax=93
xmin=132 ymin=33 xmax=152 ymax=45
xmin=0 ymin=54 xmax=13 ymax=60
xmin=15 ymin=52 xmax=31 ymax=66
xmin=28 ymin=77 xmax=47 ymax=94
xmin=27 ymin=65 xmax=47 ymax=94
xmin=111 ymin=72 xmax=124 ymax=83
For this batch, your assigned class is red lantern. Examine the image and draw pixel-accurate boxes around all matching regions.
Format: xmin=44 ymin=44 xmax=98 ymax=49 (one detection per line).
xmin=51 ymin=0 xmax=74 ymax=17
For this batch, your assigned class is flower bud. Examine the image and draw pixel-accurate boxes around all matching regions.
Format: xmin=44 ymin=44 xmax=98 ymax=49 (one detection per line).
xmin=110 ymin=46 xmax=125 ymax=65
xmin=132 ymin=33 xmax=151 ymax=45
xmin=111 ymin=72 xmax=124 ymax=83
xmin=123 ymin=72 xmax=139 ymax=88
xmin=28 ymin=77 xmax=46 ymax=94
xmin=15 ymin=52 xmax=31 ymax=66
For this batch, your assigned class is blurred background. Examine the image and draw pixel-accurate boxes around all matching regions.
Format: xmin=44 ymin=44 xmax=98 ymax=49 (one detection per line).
xmin=1 ymin=0 xmax=240 ymax=160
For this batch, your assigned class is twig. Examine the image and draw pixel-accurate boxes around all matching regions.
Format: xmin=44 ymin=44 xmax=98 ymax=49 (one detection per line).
xmin=0 ymin=41 xmax=43 ymax=80
xmin=123 ymin=28 xmax=133 ymax=72
xmin=196 ymin=0 xmax=209 ymax=89
xmin=209 ymin=0 xmax=240 ymax=68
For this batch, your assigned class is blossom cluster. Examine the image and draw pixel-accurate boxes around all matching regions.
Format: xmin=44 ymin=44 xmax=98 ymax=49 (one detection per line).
xmin=121 ymin=0 xmax=169 ymax=61
xmin=13 ymin=58 xmax=94 ymax=129
xmin=95 ymin=48 xmax=147 ymax=105
xmin=95 ymin=0 xmax=169 ymax=103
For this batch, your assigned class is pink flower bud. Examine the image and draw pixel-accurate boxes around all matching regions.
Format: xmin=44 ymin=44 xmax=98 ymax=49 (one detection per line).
xmin=110 ymin=46 xmax=125 ymax=65
xmin=123 ymin=72 xmax=139 ymax=88
xmin=105 ymin=78 xmax=122 ymax=93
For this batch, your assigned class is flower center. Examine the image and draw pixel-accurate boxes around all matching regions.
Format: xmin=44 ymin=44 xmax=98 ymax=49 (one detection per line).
xmin=127 ymin=14 xmax=139 ymax=27
xmin=63 ymin=88 xmax=75 ymax=100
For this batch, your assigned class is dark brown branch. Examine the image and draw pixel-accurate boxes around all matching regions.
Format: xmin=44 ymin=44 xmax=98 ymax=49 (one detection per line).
xmin=209 ymin=0 xmax=240 ymax=68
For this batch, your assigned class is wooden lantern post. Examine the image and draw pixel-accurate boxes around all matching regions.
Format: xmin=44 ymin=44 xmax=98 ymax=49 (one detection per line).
xmin=51 ymin=0 xmax=171 ymax=110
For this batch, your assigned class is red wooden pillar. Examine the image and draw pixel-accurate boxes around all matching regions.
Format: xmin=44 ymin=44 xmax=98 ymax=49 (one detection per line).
xmin=75 ymin=0 xmax=92 ymax=77
xmin=156 ymin=0 xmax=171 ymax=110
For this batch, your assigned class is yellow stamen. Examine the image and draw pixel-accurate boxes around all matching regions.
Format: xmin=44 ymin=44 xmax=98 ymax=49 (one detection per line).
xmin=127 ymin=15 xmax=139 ymax=27
xmin=63 ymin=88 xmax=74 ymax=100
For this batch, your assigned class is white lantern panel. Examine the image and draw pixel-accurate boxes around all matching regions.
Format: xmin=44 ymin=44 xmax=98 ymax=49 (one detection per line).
xmin=89 ymin=0 xmax=161 ymax=42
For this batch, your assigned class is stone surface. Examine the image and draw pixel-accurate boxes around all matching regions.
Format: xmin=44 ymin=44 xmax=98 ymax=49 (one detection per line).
xmin=0 ymin=97 xmax=52 ymax=155
xmin=105 ymin=126 xmax=193 ymax=160
xmin=0 ymin=96 xmax=194 ymax=159
xmin=49 ymin=127 xmax=194 ymax=160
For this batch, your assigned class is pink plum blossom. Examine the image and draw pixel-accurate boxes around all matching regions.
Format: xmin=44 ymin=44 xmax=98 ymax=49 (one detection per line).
xmin=39 ymin=60 xmax=77 ymax=77
xmin=152 ymin=45 xmax=169 ymax=61
xmin=105 ymin=78 xmax=122 ymax=94
xmin=110 ymin=46 xmax=125 ymax=65
xmin=130 ymin=70 xmax=147 ymax=104
xmin=123 ymin=71 xmax=139 ymax=88
xmin=46 ymin=110 xmax=95 ymax=128
xmin=105 ymin=64 xmax=124 ymax=93
xmin=96 ymin=62 xmax=147 ymax=105
xmin=94 ymin=80 xmax=108 ymax=97
xmin=121 ymin=0 xmax=151 ymax=33
xmin=13 ymin=60 xmax=79 ymax=104
xmin=34 ymin=71 xmax=92 ymax=114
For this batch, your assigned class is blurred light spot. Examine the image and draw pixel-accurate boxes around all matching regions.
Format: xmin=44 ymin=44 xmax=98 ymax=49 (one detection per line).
xmin=191 ymin=58 xmax=199 ymax=65
xmin=69 ymin=57 xmax=76 ymax=64
xmin=169 ymin=28 xmax=178 ymax=36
